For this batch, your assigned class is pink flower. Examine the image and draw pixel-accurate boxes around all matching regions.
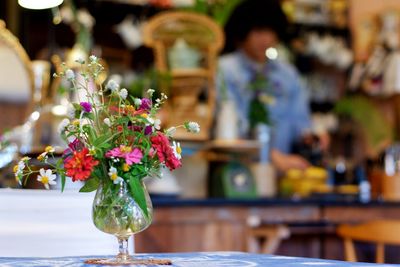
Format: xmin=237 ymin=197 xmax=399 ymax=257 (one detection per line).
xmin=105 ymin=147 xmax=124 ymax=158
xmin=105 ymin=145 xmax=143 ymax=165
xmin=125 ymin=148 xmax=143 ymax=165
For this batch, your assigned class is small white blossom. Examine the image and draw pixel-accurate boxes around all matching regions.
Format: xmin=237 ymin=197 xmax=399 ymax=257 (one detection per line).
xmin=58 ymin=118 xmax=70 ymax=134
xmin=119 ymin=88 xmax=128 ymax=99
xmin=161 ymin=93 xmax=168 ymax=99
xmin=106 ymin=79 xmax=120 ymax=92
xmin=108 ymin=166 xmax=123 ymax=184
xmin=166 ymin=127 xmax=176 ymax=136
xmin=65 ymin=69 xmax=75 ymax=80
xmin=37 ymin=168 xmax=57 ymax=190
xmin=89 ymin=55 xmax=97 ymax=62
xmin=172 ymin=141 xmax=182 ymax=160
xmin=134 ymin=98 xmax=142 ymax=107
xmin=103 ymin=118 xmax=111 ymax=127
xmin=153 ymin=119 xmax=161 ymax=130
xmin=147 ymin=88 xmax=155 ymax=96
xmin=185 ymin=122 xmax=200 ymax=133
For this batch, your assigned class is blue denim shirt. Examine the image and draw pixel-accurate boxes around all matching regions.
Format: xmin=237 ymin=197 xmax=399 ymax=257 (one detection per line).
xmin=217 ymin=51 xmax=311 ymax=154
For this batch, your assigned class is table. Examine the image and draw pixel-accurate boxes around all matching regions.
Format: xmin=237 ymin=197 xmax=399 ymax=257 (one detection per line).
xmin=0 ymin=252 xmax=397 ymax=267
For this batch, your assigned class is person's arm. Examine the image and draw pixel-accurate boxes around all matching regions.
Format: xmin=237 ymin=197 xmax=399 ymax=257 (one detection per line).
xmin=270 ymin=148 xmax=310 ymax=172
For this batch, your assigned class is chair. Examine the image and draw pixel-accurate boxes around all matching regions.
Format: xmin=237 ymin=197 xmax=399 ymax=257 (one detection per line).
xmin=337 ymin=220 xmax=400 ymax=263
xmin=0 ymin=20 xmax=34 ymax=132
xmin=143 ymin=11 xmax=224 ymax=140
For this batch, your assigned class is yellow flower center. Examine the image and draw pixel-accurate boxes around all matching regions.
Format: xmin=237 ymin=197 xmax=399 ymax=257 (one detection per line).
xmin=126 ymin=105 xmax=135 ymax=113
xmin=120 ymin=145 xmax=132 ymax=153
xmin=13 ymin=165 xmax=19 ymax=173
xmin=21 ymin=156 xmax=30 ymax=161
xmin=176 ymin=146 xmax=182 ymax=155
xmin=45 ymin=146 xmax=54 ymax=153
xmin=41 ymin=176 xmax=49 ymax=184
xmin=72 ymin=120 xmax=80 ymax=126
xmin=110 ymin=173 xmax=118 ymax=180
xmin=37 ymin=154 xmax=44 ymax=161
xmin=141 ymin=113 xmax=148 ymax=119
xmin=123 ymin=163 xmax=130 ymax=172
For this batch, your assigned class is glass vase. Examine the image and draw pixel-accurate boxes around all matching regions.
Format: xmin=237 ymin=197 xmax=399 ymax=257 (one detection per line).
xmin=90 ymin=179 xmax=153 ymax=264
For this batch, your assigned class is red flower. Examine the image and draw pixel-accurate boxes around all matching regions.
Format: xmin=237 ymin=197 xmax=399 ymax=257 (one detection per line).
xmin=64 ymin=148 xmax=99 ymax=181
xmin=151 ymin=132 xmax=181 ymax=170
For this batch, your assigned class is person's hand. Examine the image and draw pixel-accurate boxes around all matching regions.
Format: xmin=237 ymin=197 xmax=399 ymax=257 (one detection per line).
xmin=270 ymin=149 xmax=311 ymax=172
xmin=316 ymin=131 xmax=330 ymax=152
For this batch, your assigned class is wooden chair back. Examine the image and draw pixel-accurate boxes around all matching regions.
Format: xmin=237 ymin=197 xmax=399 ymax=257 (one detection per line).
xmin=337 ymin=220 xmax=400 ymax=263
xmin=143 ymin=11 xmax=224 ymax=140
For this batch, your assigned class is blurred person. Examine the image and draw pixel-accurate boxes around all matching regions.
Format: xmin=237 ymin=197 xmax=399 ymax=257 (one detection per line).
xmin=218 ymin=0 xmax=328 ymax=172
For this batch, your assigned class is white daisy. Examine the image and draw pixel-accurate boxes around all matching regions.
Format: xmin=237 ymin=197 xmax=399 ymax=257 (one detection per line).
xmin=172 ymin=141 xmax=182 ymax=160
xmin=108 ymin=166 xmax=123 ymax=184
xmin=37 ymin=168 xmax=57 ymax=190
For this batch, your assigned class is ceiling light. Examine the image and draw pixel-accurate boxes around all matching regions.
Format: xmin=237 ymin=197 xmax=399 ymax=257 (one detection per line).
xmin=18 ymin=0 xmax=64 ymax=10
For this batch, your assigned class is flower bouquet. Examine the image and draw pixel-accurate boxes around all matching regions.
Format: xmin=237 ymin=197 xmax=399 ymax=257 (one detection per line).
xmin=14 ymin=56 xmax=199 ymax=264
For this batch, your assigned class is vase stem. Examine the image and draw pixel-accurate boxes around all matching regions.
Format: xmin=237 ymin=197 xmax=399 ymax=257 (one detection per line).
xmin=117 ymin=237 xmax=130 ymax=261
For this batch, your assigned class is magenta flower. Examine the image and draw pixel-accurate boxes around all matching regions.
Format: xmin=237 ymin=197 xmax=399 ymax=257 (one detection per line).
xmin=144 ymin=125 xmax=153 ymax=135
xmin=139 ymin=98 xmax=152 ymax=110
xmin=125 ymin=148 xmax=143 ymax=165
xmin=80 ymin=102 xmax=92 ymax=113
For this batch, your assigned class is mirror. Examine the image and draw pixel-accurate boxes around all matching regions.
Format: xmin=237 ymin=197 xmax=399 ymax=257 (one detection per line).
xmin=0 ymin=20 xmax=34 ymax=133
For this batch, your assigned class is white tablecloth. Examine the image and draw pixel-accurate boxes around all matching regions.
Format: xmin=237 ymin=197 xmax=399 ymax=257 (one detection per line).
xmin=0 ymin=189 xmax=130 ymax=257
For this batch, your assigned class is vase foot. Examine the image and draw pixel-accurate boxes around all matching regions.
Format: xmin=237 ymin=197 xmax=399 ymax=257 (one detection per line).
xmin=84 ymin=258 xmax=172 ymax=265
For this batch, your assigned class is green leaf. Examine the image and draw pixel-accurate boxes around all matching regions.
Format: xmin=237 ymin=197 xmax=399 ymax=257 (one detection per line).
xmin=79 ymin=176 xmax=100 ymax=192
xmin=127 ymin=174 xmax=149 ymax=219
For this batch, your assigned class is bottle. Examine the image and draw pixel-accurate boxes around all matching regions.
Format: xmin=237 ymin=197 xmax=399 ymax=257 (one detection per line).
xmin=359 ymin=180 xmax=371 ymax=203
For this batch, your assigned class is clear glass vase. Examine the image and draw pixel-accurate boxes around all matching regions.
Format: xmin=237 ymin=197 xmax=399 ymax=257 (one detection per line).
xmin=91 ymin=179 xmax=153 ymax=264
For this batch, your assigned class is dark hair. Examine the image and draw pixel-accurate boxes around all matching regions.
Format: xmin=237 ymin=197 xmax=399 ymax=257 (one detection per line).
xmin=223 ymin=0 xmax=289 ymax=53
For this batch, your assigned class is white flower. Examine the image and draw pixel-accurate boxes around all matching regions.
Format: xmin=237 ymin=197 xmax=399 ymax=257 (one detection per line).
xmin=134 ymin=98 xmax=142 ymax=107
xmin=185 ymin=121 xmax=200 ymax=133
xmin=103 ymin=118 xmax=111 ymax=127
xmin=89 ymin=55 xmax=98 ymax=62
xmin=37 ymin=168 xmax=57 ymax=190
xmin=153 ymin=119 xmax=161 ymax=130
xmin=146 ymin=117 xmax=161 ymax=130
xmin=65 ymin=69 xmax=75 ymax=80
xmin=106 ymin=79 xmax=120 ymax=92
xmin=172 ymin=141 xmax=182 ymax=160
xmin=13 ymin=160 xmax=25 ymax=176
xmin=58 ymin=118 xmax=70 ymax=134
xmin=119 ymin=88 xmax=128 ymax=99
xmin=166 ymin=127 xmax=176 ymax=137
xmin=147 ymin=88 xmax=155 ymax=96
xmin=108 ymin=166 xmax=123 ymax=184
